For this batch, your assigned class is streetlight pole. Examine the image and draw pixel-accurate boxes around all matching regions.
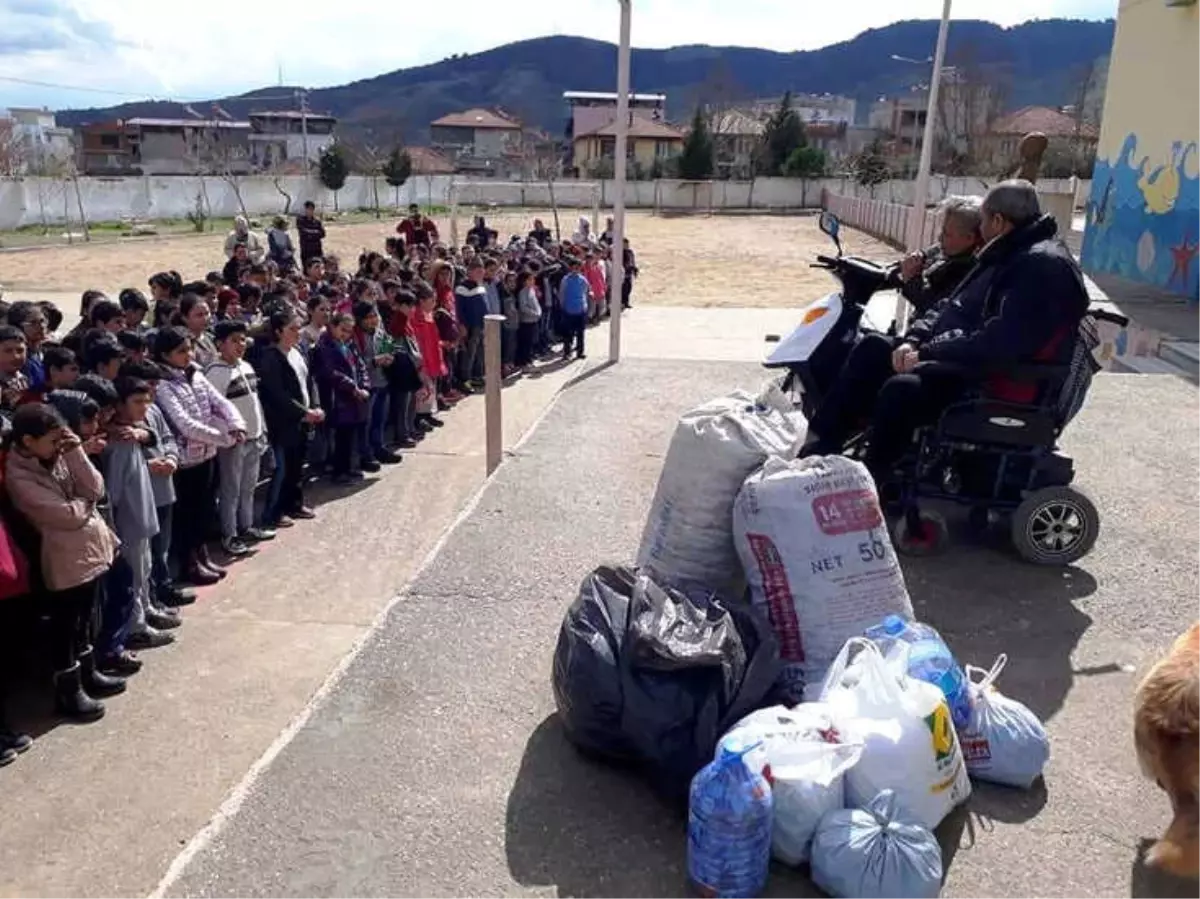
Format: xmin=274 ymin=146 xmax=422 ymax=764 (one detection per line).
xmin=895 ymin=0 xmax=952 ymax=332
xmin=608 ymin=0 xmax=632 ymax=364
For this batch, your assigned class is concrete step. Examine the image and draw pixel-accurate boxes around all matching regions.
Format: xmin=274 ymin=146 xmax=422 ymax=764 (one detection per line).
xmin=1158 ymin=340 xmax=1200 ymax=381
xmin=1110 ymin=353 xmax=1197 ymax=382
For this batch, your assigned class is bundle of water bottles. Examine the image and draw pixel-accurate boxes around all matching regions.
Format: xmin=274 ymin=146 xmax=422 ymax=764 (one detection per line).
xmin=686 ymin=615 xmax=1051 ymax=898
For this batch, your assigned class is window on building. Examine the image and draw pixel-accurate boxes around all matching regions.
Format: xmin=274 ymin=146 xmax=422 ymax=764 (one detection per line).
xmin=99 ymin=134 xmax=120 ymax=148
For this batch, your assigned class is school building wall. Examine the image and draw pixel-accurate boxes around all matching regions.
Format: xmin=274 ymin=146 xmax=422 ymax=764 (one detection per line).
xmin=1081 ymin=0 xmax=1199 ymax=302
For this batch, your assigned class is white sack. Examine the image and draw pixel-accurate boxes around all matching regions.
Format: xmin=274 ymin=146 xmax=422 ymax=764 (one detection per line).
xmin=734 ymin=454 xmax=913 ymax=696
xmin=637 ymin=384 xmax=804 ymax=597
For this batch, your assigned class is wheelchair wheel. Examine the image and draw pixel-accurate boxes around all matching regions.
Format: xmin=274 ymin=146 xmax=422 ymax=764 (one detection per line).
xmin=893 ymin=510 xmax=949 ymax=557
xmin=1010 ymin=485 xmax=1099 ymax=566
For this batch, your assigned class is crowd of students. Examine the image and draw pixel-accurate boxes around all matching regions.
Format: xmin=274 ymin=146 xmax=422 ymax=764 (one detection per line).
xmin=0 ymin=203 xmax=638 ymax=765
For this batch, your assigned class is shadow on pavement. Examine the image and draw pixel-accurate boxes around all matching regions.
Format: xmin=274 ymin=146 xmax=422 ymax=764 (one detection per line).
xmin=506 ymin=715 xmax=687 ymax=898
xmin=1130 ymin=838 xmax=1199 ymax=898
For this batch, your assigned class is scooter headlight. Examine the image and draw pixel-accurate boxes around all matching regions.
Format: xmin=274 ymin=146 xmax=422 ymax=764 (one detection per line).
xmin=801 ymin=306 xmax=829 ymax=325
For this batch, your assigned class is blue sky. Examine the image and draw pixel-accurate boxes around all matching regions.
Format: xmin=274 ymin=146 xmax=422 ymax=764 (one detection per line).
xmin=0 ymin=0 xmax=1117 ymax=111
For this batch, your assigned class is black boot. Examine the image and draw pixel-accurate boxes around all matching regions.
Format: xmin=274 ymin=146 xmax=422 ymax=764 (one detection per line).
xmin=79 ymin=647 xmax=126 ymax=698
xmin=54 ymin=664 xmax=105 ymax=722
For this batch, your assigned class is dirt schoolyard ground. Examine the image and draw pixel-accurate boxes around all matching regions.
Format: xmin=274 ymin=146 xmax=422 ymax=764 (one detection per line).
xmin=0 ymin=209 xmax=893 ymax=308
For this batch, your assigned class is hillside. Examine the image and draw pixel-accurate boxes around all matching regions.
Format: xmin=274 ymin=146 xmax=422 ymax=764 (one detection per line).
xmin=58 ymin=18 xmax=1114 ymax=141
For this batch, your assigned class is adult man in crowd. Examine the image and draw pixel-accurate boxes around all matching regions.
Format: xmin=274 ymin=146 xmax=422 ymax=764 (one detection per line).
xmin=397 ymin=203 xmax=438 ymax=248
xmin=889 ymin=195 xmax=983 ymax=315
xmin=295 ymin=201 xmax=326 ymax=269
xmin=805 ymin=179 xmax=1090 ymax=478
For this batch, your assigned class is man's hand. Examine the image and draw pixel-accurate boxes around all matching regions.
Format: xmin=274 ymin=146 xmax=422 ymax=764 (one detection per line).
xmin=355 ymin=389 xmax=370 ymax=402
xmin=891 ymin=342 xmax=921 ymax=374
xmin=378 ymin=353 xmax=394 ymax=367
xmin=304 ymin=408 xmax=325 ymax=424
xmin=899 ymin=251 xmax=926 ymax=282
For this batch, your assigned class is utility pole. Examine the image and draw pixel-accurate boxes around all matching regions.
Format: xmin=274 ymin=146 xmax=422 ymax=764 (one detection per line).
xmin=608 ymin=0 xmax=632 ymax=364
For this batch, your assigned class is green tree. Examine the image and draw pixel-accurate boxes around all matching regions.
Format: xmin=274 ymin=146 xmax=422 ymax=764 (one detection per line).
xmin=678 ymin=107 xmax=715 ymax=180
xmin=382 ymin=145 xmax=413 ymax=208
xmin=318 ymin=143 xmax=350 ymax=211
xmin=782 ymin=145 xmax=826 ymax=178
xmin=758 ymin=91 xmax=807 ymax=175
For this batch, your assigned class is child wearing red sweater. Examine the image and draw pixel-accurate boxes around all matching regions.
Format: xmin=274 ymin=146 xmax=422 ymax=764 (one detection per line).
xmin=409 ymin=283 xmax=445 ymax=431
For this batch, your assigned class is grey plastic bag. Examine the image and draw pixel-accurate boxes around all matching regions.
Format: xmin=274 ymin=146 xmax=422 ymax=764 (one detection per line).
xmin=810 ymin=789 xmax=943 ymax=899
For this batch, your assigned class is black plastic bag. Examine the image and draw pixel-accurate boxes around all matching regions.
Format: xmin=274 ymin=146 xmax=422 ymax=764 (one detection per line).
xmin=552 ymin=565 xmax=781 ymax=803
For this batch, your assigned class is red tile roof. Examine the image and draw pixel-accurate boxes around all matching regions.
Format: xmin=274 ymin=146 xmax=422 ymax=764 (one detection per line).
xmin=575 ymin=113 xmax=684 ymax=140
xmin=407 ymin=146 xmax=456 ymax=174
xmin=430 ymin=108 xmax=521 ymax=130
xmin=990 ymin=105 xmax=1098 ymax=139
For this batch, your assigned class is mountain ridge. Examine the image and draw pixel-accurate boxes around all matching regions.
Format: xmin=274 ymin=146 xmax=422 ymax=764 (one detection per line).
xmin=57 ymin=18 xmax=1115 ymax=141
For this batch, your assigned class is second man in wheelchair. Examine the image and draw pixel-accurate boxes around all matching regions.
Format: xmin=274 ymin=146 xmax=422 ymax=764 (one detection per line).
xmin=805 ymin=179 xmax=1091 ymax=480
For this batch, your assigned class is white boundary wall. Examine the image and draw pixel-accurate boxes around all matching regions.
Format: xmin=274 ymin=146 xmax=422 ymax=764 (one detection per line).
xmin=0 ymin=174 xmax=1088 ymax=231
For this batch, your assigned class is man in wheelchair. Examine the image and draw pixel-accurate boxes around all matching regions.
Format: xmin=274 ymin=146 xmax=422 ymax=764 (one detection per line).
xmin=805 ymin=179 xmax=1091 ymax=483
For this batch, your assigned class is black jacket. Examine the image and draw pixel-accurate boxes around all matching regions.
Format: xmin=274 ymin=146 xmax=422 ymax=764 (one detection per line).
xmin=295 ymin=215 xmax=326 ymax=259
xmin=253 ymin=344 xmax=315 ymax=449
xmin=894 ymin=245 xmax=976 ymax=316
xmin=909 ymin=215 xmax=1089 ymax=370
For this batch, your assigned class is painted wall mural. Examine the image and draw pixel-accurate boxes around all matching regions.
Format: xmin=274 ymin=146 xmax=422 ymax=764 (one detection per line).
xmin=1081 ymin=133 xmax=1199 ymax=303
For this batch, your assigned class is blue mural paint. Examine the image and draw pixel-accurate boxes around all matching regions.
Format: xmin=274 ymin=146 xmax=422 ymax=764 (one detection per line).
xmin=1082 ymin=133 xmax=1200 ymax=303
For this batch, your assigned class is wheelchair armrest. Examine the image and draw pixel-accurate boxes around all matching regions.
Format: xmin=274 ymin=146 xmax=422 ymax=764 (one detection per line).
xmin=912 ymin=360 xmax=1069 ymax=385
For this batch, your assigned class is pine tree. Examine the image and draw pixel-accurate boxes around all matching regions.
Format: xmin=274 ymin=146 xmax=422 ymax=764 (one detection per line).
xmin=782 ymin=145 xmax=827 ymax=178
xmin=678 ymin=107 xmax=715 ymax=180
xmin=758 ymin=91 xmax=807 ymax=176
xmin=318 ymin=143 xmax=350 ymax=210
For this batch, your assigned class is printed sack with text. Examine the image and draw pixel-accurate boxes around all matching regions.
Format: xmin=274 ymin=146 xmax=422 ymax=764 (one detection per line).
xmin=734 ymin=455 xmax=913 ymax=699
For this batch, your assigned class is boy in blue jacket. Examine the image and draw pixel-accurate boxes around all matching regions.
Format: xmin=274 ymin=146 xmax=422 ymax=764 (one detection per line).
xmin=558 ymin=256 xmax=591 ymax=361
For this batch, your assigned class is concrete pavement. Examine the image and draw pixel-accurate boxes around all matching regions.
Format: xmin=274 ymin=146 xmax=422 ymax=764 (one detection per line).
xmin=159 ymin=363 xmax=1198 ymax=899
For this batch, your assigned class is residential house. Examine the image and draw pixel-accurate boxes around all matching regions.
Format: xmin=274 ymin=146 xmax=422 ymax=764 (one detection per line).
xmin=407 ymin=146 xmax=456 ymax=175
xmin=564 ymin=91 xmax=667 ymax=143
xmin=1082 ymin=0 xmax=1197 ymax=301
xmin=711 ymin=109 xmax=764 ymax=178
xmin=79 ymin=117 xmax=252 ymax=175
xmin=247 ymin=110 xmax=336 ymax=171
xmin=1 ymin=107 xmax=74 ymax=173
xmin=430 ymin=108 xmax=523 ymax=177
xmin=571 ymin=113 xmax=684 ymax=177
xmin=754 ymin=93 xmax=856 ymax=126
xmin=980 ymin=106 xmax=1099 ymax=174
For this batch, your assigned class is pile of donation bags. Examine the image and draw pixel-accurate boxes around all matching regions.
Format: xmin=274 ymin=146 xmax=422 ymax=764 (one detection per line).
xmin=550 ymin=386 xmax=1052 ymax=896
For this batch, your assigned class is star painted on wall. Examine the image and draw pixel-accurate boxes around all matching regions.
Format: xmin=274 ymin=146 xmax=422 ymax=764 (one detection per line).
xmin=1169 ymin=231 xmax=1198 ymax=289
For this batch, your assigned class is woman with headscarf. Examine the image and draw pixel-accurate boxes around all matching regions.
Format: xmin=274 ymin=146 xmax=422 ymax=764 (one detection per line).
xmin=571 ymin=215 xmax=593 ymax=246
xmin=223 ymin=215 xmax=266 ymax=264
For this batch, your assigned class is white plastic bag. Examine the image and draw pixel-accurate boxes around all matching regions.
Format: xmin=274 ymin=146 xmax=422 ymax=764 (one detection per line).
xmin=734 ymin=455 xmax=913 ymax=696
xmin=718 ymin=704 xmax=864 ymax=865
xmin=637 ymin=384 xmax=804 ymax=597
xmin=959 ymin=654 xmax=1050 ymax=788
xmin=817 ymin=638 xmax=971 ymax=830
xmin=810 ymin=789 xmax=943 ymax=899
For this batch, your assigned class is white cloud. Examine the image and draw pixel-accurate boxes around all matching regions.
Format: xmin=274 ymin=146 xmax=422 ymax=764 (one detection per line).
xmin=0 ymin=0 xmax=1117 ymax=109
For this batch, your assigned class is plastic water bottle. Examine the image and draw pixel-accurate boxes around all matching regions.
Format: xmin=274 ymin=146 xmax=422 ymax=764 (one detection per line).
xmin=687 ymin=743 xmax=773 ymax=898
xmin=865 ymin=614 xmax=972 ymax=729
